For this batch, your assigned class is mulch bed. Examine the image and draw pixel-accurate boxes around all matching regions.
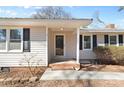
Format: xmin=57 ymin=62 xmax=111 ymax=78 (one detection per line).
xmin=0 ymin=67 xmax=47 ymax=79
xmin=1 ymin=64 xmax=124 ymax=87
xmin=80 ymin=64 xmax=124 ymax=72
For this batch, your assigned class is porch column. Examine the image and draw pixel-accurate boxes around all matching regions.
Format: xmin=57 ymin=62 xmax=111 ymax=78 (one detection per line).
xmin=46 ymin=27 xmax=48 ymax=66
xmin=76 ymin=28 xmax=80 ymax=64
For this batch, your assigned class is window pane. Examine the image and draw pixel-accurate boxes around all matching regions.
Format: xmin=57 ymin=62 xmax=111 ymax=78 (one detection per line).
xmin=0 ymin=29 xmax=6 ymax=50
xmin=84 ymin=36 xmax=91 ymax=49
xmin=110 ymin=36 xmax=116 ymax=45
xmin=9 ymin=29 xmax=21 ymax=50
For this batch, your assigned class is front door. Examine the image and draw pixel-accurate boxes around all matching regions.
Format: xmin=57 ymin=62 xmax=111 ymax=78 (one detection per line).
xmin=55 ymin=35 xmax=64 ymax=57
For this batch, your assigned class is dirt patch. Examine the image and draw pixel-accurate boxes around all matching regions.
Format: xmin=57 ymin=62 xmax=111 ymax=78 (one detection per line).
xmin=0 ymin=67 xmax=46 ymax=79
xmin=80 ymin=64 xmax=124 ymax=72
xmin=39 ymin=80 xmax=124 ymax=87
xmin=0 ymin=80 xmax=124 ymax=87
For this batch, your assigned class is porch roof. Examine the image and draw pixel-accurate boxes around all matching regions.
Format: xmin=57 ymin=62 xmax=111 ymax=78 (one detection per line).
xmin=0 ymin=18 xmax=92 ymax=28
xmin=80 ymin=28 xmax=124 ymax=32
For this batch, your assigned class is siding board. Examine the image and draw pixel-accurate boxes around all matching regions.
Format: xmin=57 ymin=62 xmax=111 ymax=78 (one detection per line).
xmin=0 ymin=27 xmax=47 ymax=67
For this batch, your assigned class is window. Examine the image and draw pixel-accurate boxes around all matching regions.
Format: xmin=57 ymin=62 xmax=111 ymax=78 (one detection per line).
xmin=118 ymin=35 xmax=123 ymax=46
xmin=110 ymin=35 xmax=117 ymax=45
xmin=93 ymin=35 xmax=97 ymax=48
xmin=79 ymin=35 xmax=82 ymax=50
xmin=0 ymin=29 xmax=6 ymax=50
xmin=83 ymin=36 xmax=91 ymax=49
xmin=9 ymin=29 xmax=21 ymax=50
xmin=23 ymin=28 xmax=30 ymax=52
xmin=104 ymin=35 xmax=109 ymax=46
xmin=0 ymin=28 xmax=23 ymax=52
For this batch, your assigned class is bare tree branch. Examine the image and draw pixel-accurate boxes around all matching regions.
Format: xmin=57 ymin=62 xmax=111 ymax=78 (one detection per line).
xmin=88 ymin=11 xmax=106 ymax=28
xmin=118 ymin=6 xmax=124 ymax=12
xmin=31 ymin=6 xmax=72 ymax=19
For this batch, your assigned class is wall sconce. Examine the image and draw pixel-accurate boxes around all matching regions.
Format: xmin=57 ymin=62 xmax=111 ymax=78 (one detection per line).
xmin=60 ymin=27 xmax=64 ymax=31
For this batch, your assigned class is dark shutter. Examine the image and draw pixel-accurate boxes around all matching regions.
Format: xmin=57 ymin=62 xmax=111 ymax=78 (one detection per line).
xmin=93 ymin=35 xmax=97 ymax=48
xmin=79 ymin=35 xmax=82 ymax=50
xmin=23 ymin=28 xmax=30 ymax=52
xmin=119 ymin=34 xmax=123 ymax=46
xmin=104 ymin=35 xmax=109 ymax=46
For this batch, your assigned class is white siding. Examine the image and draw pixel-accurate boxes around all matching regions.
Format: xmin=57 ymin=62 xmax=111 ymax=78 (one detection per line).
xmin=48 ymin=31 xmax=76 ymax=61
xmin=0 ymin=27 xmax=47 ymax=67
xmin=97 ymin=34 xmax=104 ymax=46
xmin=79 ymin=33 xmax=96 ymax=60
xmin=79 ymin=32 xmax=124 ymax=60
xmin=80 ymin=50 xmax=96 ymax=59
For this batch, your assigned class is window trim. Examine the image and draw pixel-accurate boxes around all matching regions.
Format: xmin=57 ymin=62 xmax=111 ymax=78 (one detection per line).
xmin=109 ymin=35 xmax=118 ymax=46
xmin=0 ymin=27 xmax=23 ymax=52
xmin=8 ymin=28 xmax=23 ymax=52
xmin=0 ymin=29 xmax=7 ymax=52
xmin=83 ymin=34 xmax=92 ymax=50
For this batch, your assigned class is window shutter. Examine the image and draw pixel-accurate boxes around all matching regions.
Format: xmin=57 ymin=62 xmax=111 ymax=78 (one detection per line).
xmin=79 ymin=35 xmax=82 ymax=50
xmin=119 ymin=34 xmax=123 ymax=46
xmin=23 ymin=28 xmax=30 ymax=52
xmin=93 ymin=35 xmax=97 ymax=48
xmin=104 ymin=35 xmax=109 ymax=46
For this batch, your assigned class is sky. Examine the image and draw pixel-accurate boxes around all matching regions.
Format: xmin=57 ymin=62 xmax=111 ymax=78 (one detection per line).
xmin=0 ymin=6 xmax=124 ymax=28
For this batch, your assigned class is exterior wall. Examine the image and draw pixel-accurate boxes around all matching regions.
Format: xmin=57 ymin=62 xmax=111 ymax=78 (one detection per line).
xmin=0 ymin=27 xmax=47 ymax=67
xmin=80 ymin=33 xmax=96 ymax=60
xmin=48 ymin=31 xmax=76 ymax=61
xmin=79 ymin=32 xmax=124 ymax=60
xmin=1 ymin=27 xmax=124 ymax=66
xmin=80 ymin=50 xmax=96 ymax=60
xmin=97 ymin=32 xmax=124 ymax=46
xmin=97 ymin=34 xmax=104 ymax=46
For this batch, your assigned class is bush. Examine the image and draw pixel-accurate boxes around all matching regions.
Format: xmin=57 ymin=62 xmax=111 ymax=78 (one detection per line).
xmin=93 ymin=46 xmax=124 ymax=65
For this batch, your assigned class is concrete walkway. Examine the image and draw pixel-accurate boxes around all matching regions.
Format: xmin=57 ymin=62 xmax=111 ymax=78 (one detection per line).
xmin=40 ymin=68 xmax=124 ymax=80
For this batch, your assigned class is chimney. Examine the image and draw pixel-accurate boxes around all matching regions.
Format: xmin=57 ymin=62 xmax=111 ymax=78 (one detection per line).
xmin=106 ymin=24 xmax=115 ymax=29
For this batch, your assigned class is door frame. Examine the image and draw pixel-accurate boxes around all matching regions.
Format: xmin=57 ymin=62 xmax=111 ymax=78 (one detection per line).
xmin=54 ymin=33 xmax=66 ymax=58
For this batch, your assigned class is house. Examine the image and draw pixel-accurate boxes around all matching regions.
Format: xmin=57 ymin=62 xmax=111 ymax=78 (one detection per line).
xmin=0 ymin=18 xmax=123 ymax=67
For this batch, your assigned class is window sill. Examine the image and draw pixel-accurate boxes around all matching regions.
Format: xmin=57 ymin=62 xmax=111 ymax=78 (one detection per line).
xmin=0 ymin=50 xmax=23 ymax=53
xmin=8 ymin=50 xmax=23 ymax=52
xmin=83 ymin=49 xmax=92 ymax=51
xmin=0 ymin=50 xmax=8 ymax=52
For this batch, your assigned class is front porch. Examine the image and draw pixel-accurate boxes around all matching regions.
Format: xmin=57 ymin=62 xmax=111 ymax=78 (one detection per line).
xmin=49 ymin=59 xmax=79 ymax=70
xmin=44 ymin=19 xmax=92 ymax=68
xmin=48 ymin=27 xmax=80 ymax=65
xmin=48 ymin=58 xmax=94 ymax=70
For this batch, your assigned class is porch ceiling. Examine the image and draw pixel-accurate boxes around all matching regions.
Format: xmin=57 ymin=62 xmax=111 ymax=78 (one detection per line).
xmin=0 ymin=18 xmax=92 ymax=28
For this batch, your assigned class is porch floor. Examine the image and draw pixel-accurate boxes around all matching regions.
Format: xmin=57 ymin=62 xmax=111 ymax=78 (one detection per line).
xmin=49 ymin=59 xmax=80 ymax=70
xmin=49 ymin=59 xmax=91 ymax=70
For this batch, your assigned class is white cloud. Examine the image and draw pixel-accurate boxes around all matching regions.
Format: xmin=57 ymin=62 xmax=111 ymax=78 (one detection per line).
xmin=120 ymin=19 xmax=124 ymax=22
xmin=23 ymin=6 xmax=31 ymax=9
xmin=33 ymin=6 xmax=42 ymax=9
xmin=30 ymin=11 xmax=36 ymax=15
xmin=0 ymin=8 xmax=17 ymax=17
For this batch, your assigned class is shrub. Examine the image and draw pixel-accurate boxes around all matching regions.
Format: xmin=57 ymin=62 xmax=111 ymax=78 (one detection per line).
xmin=93 ymin=46 xmax=124 ymax=65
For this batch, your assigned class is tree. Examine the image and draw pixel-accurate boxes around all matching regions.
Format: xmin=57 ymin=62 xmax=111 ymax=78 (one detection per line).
xmin=20 ymin=54 xmax=43 ymax=77
xmin=118 ymin=6 xmax=124 ymax=11
xmin=88 ymin=11 xmax=106 ymax=28
xmin=32 ymin=6 xmax=72 ymax=19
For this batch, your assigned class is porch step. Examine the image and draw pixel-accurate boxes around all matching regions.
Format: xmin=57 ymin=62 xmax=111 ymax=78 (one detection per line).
xmin=49 ymin=63 xmax=80 ymax=70
xmin=51 ymin=58 xmax=75 ymax=63
xmin=80 ymin=60 xmax=91 ymax=64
